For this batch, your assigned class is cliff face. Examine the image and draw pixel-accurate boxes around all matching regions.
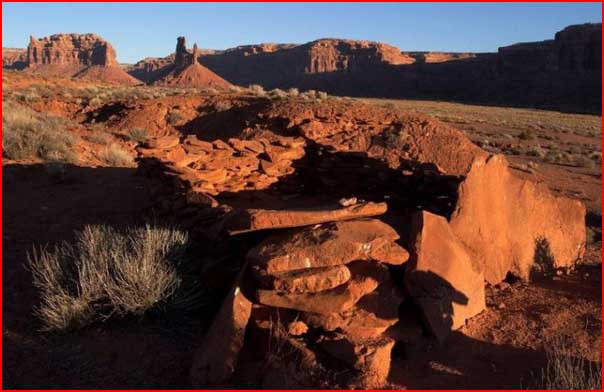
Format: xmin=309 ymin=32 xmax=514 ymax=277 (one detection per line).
xmin=19 ymin=33 xmax=140 ymax=85
xmin=27 ymin=33 xmax=117 ymax=66
xmin=497 ymin=23 xmax=602 ymax=74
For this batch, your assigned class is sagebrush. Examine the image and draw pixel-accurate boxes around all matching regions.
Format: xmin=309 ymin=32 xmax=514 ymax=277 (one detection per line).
xmin=28 ymin=224 xmax=202 ymax=331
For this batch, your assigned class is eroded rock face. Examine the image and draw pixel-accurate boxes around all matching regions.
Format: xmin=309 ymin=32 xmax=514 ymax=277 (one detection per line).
xmin=449 ymin=154 xmax=586 ymax=284
xmin=27 ymin=33 xmax=117 ymax=66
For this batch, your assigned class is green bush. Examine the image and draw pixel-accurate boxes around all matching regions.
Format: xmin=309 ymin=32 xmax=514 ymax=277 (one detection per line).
xmin=28 ymin=224 xmax=201 ymax=331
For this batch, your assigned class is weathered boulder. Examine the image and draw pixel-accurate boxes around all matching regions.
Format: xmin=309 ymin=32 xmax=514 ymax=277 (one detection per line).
xmin=247 ymin=219 xmax=409 ymax=274
xmin=449 ymin=154 xmax=586 ymax=283
xmin=190 ymin=277 xmax=253 ymax=387
xmin=255 ymin=264 xmax=351 ymax=293
xmin=224 ymin=201 xmax=388 ymax=234
xmin=405 ymin=211 xmax=485 ymax=342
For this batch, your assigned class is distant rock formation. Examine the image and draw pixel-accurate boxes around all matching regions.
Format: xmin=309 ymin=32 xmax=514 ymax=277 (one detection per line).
xmin=154 ymin=37 xmax=231 ymax=89
xmin=127 ymin=23 xmax=601 ymax=113
xmin=2 ymin=48 xmax=27 ymax=69
xmin=27 ymin=33 xmax=116 ymax=66
xmin=20 ymin=33 xmax=140 ymax=85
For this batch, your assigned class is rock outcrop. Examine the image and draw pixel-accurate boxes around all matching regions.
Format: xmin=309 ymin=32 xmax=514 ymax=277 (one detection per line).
xmin=23 ymin=33 xmax=139 ymax=85
xmin=154 ymin=37 xmax=232 ymax=89
xmin=135 ymin=97 xmax=586 ymax=387
xmin=27 ymin=33 xmax=116 ymax=66
xmin=2 ymin=48 xmax=27 ymax=69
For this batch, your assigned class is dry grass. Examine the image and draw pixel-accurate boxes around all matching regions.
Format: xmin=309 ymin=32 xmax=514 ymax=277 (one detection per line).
xmin=100 ymin=145 xmax=132 ymax=166
xmin=248 ymin=84 xmax=267 ymax=97
xmin=2 ymin=100 xmax=78 ymax=162
xmin=28 ymin=224 xmax=199 ymax=331
xmin=530 ymin=336 xmax=602 ymax=390
xmin=126 ymin=128 xmax=149 ymax=143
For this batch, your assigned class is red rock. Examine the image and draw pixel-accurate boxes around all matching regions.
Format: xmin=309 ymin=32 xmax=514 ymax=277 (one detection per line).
xmin=265 ymin=145 xmax=305 ymax=162
xmin=256 ymin=264 xmax=351 ymax=293
xmin=184 ymin=136 xmax=214 ymax=152
xmin=317 ymin=334 xmax=395 ymax=389
xmin=190 ymin=278 xmax=253 ymax=387
xmin=405 ymin=211 xmax=485 ymax=342
xmin=228 ymin=138 xmax=265 ymax=154
xmin=25 ymin=34 xmax=139 ymax=85
xmin=186 ymin=190 xmax=219 ymax=207
xmin=255 ymin=272 xmax=380 ymax=315
xmin=145 ymin=136 xmax=180 ymax=150
xmin=302 ymin=265 xmax=401 ymax=340
xmin=247 ymin=219 xmax=408 ymax=274
xmin=259 ymin=158 xmax=295 ymax=177
xmin=225 ymin=202 xmax=388 ymax=234
xmin=449 ymin=154 xmax=586 ymax=284
xmin=212 ymin=139 xmax=233 ymax=151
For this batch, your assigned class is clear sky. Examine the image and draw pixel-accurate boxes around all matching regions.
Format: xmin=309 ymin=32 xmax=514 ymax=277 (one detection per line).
xmin=2 ymin=2 xmax=602 ymax=64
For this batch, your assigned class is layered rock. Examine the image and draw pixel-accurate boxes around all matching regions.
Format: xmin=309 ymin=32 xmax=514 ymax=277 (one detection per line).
xmin=27 ymin=33 xmax=116 ymax=66
xmin=23 ymin=33 xmax=139 ymax=85
xmin=128 ymin=23 xmax=601 ymax=112
xmin=133 ymin=97 xmax=586 ymax=386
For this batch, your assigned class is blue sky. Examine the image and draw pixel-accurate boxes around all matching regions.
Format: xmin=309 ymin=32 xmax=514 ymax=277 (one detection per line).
xmin=2 ymin=2 xmax=601 ymax=63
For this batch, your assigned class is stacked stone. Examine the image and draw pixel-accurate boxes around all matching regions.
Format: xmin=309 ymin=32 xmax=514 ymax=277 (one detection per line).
xmin=135 ymin=134 xmax=306 ymax=226
xmin=192 ymin=201 xmax=419 ymax=389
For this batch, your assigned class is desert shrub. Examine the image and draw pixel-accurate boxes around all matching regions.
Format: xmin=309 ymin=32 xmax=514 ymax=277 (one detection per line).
xmin=300 ymin=90 xmax=318 ymax=100
xmin=88 ymin=97 xmax=102 ymax=107
xmin=127 ymin=128 xmax=149 ymax=143
xmin=527 ymin=146 xmax=545 ymax=159
xmin=248 ymin=84 xmax=267 ymax=96
xmin=167 ymin=111 xmax=185 ymax=125
xmin=287 ymin=87 xmax=300 ymax=97
xmin=28 ymin=224 xmax=200 ymax=331
xmin=213 ymin=101 xmax=233 ymax=112
xmin=528 ymin=336 xmax=602 ymax=389
xmin=87 ymin=132 xmax=112 ymax=145
xmin=588 ymin=151 xmax=602 ymax=163
xmin=100 ymin=145 xmax=132 ymax=166
xmin=518 ymin=130 xmax=536 ymax=141
xmin=2 ymin=101 xmax=78 ymax=162
xmin=228 ymin=85 xmax=244 ymax=94
xmin=573 ymin=155 xmax=595 ymax=169
xmin=269 ymin=88 xmax=288 ymax=100
xmin=382 ymin=126 xmax=410 ymax=150
xmin=532 ymin=237 xmax=555 ymax=278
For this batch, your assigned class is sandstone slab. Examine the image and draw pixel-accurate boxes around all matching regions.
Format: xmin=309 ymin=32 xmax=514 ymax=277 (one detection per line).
xmin=225 ymin=201 xmax=388 ymax=234
xmin=255 ymin=272 xmax=380 ymax=315
xmin=405 ymin=211 xmax=485 ymax=342
xmin=190 ymin=278 xmax=252 ymax=387
xmin=256 ymin=264 xmax=351 ymax=293
xmin=247 ymin=219 xmax=408 ymax=274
